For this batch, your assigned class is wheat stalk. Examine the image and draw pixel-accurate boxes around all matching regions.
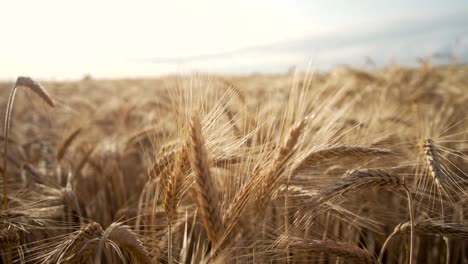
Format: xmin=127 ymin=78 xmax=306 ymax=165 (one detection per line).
xmin=148 ymin=144 xmax=178 ymax=178
xmin=3 ymin=76 xmax=55 ymax=222
xmin=291 ymin=145 xmax=394 ymax=175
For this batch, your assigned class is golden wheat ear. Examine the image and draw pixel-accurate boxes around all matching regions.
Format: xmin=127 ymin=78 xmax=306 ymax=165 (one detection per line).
xmin=188 ymin=115 xmax=224 ymax=247
xmin=15 ymin=76 xmax=55 ymax=107
xmin=40 ymin=222 xmax=103 ymax=263
xmin=57 ymin=127 xmax=82 ymax=161
xmin=95 ymin=222 xmax=151 ymax=264
xmin=276 ymin=235 xmax=375 ymax=264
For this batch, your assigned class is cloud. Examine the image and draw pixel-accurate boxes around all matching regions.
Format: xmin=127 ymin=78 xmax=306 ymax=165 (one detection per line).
xmin=144 ymin=10 xmax=468 ymax=73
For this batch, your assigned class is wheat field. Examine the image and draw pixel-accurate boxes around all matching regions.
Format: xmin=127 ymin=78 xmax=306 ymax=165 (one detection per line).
xmin=0 ymin=63 xmax=467 ymax=263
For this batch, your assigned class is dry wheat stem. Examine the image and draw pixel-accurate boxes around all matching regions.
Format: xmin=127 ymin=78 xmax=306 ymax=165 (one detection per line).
xmin=2 ymin=82 xmax=18 ymax=218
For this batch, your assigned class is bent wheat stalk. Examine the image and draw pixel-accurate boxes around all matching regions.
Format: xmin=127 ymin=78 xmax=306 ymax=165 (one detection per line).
xmin=3 ymin=77 xmax=55 ymax=220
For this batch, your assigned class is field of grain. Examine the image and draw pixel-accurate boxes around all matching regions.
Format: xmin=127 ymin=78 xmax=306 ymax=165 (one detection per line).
xmin=0 ymin=63 xmax=467 ymax=263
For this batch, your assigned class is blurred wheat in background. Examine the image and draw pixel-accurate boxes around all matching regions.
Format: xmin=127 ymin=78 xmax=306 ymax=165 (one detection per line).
xmin=0 ymin=62 xmax=466 ymax=263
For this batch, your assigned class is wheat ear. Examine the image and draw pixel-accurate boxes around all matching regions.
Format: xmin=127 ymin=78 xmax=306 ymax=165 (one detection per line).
xmin=398 ymin=220 xmax=468 ymax=238
xmin=57 ymin=127 xmax=82 ymax=161
xmin=419 ymin=138 xmax=446 ymax=188
xmin=42 ymin=221 xmax=102 ymax=263
xmin=260 ymin=119 xmax=306 ymax=210
xmin=291 ymin=145 xmax=394 ymax=175
xmin=163 ymin=144 xmax=188 ymax=264
xmin=277 ymin=235 xmax=374 ymax=264
xmin=15 ymin=76 xmax=55 ymax=107
xmin=163 ymin=144 xmax=188 ymax=223
xmin=188 ymin=115 xmax=223 ymax=247
xmin=95 ymin=222 xmax=151 ymax=264
xmin=107 ymin=223 xmax=151 ymax=264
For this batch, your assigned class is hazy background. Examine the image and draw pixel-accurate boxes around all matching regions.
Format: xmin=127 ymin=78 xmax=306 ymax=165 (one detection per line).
xmin=1 ymin=0 xmax=467 ymax=80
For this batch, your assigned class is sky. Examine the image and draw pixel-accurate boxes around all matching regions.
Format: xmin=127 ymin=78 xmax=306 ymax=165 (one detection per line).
xmin=0 ymin=0 xmax=467 ymax=80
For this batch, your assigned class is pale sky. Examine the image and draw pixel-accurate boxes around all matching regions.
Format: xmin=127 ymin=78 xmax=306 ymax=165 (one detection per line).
xmin=0 ymin=0 xmax=467 ymax=80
